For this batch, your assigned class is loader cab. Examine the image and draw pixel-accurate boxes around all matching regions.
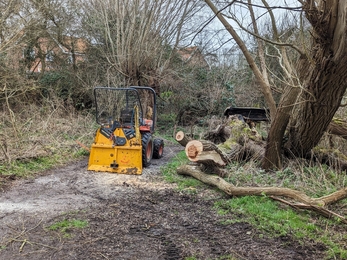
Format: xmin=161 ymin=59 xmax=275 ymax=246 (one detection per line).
xmin=94 ymin=86 xmax=156 ymax=133
xmin=88 ymin=86 xmax=164 ymax=175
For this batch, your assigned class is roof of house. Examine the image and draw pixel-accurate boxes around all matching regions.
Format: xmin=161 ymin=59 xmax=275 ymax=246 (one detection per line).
xmin=176 ymin=46 xmax=209 ymax=68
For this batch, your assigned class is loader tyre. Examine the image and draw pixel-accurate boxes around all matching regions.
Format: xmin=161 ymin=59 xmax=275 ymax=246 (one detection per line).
xmin=153 ymin=138 xmax=164 ymax=159
xmin=142 ymin=133 xmax=153 ymax=167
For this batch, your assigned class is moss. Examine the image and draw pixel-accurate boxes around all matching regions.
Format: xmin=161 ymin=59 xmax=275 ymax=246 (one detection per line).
xmin=218 ymin=139 xmax=239 ymax=151
xmin=313 ymin=147 xmax=347 ymax=161
xmin=331 ymin=117 xmax=346 ymax=126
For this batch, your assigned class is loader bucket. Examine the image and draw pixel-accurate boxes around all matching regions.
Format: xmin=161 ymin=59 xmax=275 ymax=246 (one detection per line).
xmin=88 ymin=128 xmax=142 ymax=174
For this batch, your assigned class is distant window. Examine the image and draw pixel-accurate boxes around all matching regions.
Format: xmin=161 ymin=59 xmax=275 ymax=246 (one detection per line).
xmin=23 ymin=47 xmax=36 ymax=60
xmin=46 ymin=50 xmax=54 ymax=62
xmin=67 ymin=54 xmax=73 ymax=64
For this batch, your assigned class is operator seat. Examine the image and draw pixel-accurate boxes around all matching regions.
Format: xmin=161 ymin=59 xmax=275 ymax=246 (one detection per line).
xmin=120 ymin=108 xmax=134 ymax=126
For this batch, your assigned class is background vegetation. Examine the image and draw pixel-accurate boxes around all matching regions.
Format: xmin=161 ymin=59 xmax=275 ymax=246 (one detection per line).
xmin=1 ymin=0 xmax=264 ymax=168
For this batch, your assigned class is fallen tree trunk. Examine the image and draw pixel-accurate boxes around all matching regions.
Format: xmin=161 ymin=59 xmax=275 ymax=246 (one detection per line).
xmin=177 ymin=164 xmax=347 ymax=222
xmin=328 ymin=120 xmax=347 ymax=140
xmin=311 ymin=148 xmax=347 ymax=171
xmin=177 ymin=164 xmax=323 ymax=205
xmin=203 ymin=124 xmax=231 ymax=144
xmin=177 ymin=164 xmax=347 ymax=206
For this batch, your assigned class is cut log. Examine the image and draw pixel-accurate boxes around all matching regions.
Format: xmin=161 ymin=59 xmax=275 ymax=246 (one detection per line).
xmin=203 ymin=124 xmax=231 ymax=144
xmin=182 ymin=115 xmax=266 ymax=166
xmin=175 ymin=131 xmax=191 ymax=147
xmin=185 ymin=140 xmax=229 ymax=167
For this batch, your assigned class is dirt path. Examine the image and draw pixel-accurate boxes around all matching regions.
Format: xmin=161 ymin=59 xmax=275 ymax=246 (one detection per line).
xmin=0 ymin=142 xmax=326 ymax=259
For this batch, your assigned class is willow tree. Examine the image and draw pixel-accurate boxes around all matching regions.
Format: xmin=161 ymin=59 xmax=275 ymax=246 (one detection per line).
xmin=82 ymin=0 xmax=202 ymax=87
xmin=205 ymin=0 xmax=347 ymax=169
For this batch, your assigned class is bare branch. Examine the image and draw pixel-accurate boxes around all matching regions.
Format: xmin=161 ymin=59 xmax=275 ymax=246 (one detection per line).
xmin=222 ymin=12 xmax=306 ymax=58
xmin=204 ymin=0 xmax=277 ymax=118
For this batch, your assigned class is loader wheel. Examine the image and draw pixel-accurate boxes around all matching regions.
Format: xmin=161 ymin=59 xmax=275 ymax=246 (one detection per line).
xmin=153 ymin=138 xmax=164 ymax=159
xmin=142 ymin=133 xmax=153 ymax=167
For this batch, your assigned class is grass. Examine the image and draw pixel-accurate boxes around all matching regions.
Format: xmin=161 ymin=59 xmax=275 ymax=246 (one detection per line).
xmin=0 ymin=148 xmax=90 ymax=176
xmin=214 ymin=196 xmax=316 ymax=238
xmin=0 ymin=103 xmax=95 ymax=177
xmin=161 ymin=150 xmax=205 ymax=193
xmin=48 ymin=218 xmax=88 ymax=238
xmin=214 ymin=195 xmax=347 ymax=259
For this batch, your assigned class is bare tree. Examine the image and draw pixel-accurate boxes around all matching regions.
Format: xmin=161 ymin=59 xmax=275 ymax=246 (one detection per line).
xmin=204 ymin=0 xmax=347 ymax=169
xmin=0 ymin=0 xmax=39 ymax=90
xmin=81 ymin=0 xmax=201 ymax=87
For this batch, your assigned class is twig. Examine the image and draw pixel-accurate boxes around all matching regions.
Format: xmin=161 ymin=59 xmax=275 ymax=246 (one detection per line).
xmin=99 ymin=252 xmax=110 ymax=259
xmin=0 ymin=139 xmax=10 ymax=163
xmin=269 ymin=196 xmax=347 ymax=224
xmin=75 ymin=140 xmax=90 ymax=152
xmin=12 ymin=239 xmax=58 ymax=250
xmin=19 ymin=239 xmax=27 ymax=252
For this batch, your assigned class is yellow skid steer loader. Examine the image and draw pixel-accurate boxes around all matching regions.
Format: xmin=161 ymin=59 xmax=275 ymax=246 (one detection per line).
xmin=88 ymin=86 xmax=164 ymax=174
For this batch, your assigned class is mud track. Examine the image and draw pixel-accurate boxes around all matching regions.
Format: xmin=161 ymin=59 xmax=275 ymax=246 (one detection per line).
xmin=0 ymin=142 xmax=326 ymax=259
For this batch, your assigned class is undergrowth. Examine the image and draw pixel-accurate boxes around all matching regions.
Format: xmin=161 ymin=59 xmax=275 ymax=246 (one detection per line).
xmin=0 ymin=102 xmax=95 ymax=177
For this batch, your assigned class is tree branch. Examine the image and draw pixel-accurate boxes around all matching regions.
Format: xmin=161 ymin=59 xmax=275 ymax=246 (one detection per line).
xmin=177 ymin=164 xmax=347 ymax=222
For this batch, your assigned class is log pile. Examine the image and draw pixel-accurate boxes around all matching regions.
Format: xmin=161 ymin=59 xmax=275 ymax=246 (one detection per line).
xmin=177 ymin=115 xmax=266 ymax=172
xmin=175 ymin=115 xmax=347 ymax=223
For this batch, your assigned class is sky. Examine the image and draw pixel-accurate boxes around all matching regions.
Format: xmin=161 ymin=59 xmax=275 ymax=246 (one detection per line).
xmin=186 ymin=0 xmax=302 ymax=66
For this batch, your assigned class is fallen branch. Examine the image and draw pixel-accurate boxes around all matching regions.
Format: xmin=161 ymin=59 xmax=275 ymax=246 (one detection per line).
xmin=269 ymin=196 xmax=347 ymax=224
xmin=328 ymin=119 xmax=347 ymax=141
xmin=75 ymin=140 xmax=90 ymax=152
xmin=177 ymin=164 xmax=347 ymax=208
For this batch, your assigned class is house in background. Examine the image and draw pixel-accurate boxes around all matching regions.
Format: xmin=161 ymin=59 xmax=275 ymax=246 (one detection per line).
xmin=21 ymin=35 xmax=88 ymax=74
xmin=176 ymin=46 xmax=209 ymax=69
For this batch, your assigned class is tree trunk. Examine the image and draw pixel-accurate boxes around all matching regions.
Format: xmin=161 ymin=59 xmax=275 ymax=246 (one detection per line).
xmin=286 ymin=63 xmax=347 ymax=156
xmin=262 ymin=85 xmax=300 ymax=169
xmin=284 ymin=1 xmax=347 ymax=157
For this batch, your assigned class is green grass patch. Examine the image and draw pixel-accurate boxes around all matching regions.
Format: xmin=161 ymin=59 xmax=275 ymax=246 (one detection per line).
xmin=48 ymin=219 xmax=88 ymax=238
xmin=1 ymin=156 xmax=60 ymax=177
xmin=161 ymin=151 xmax=204 ymax=192
xmin=184 ymin=257 xmax=197 ymax=260
xmin=1 ymin=148 xmax=88 ymax=177
xmin=214 ymin=196 xmax=316 ymax=238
